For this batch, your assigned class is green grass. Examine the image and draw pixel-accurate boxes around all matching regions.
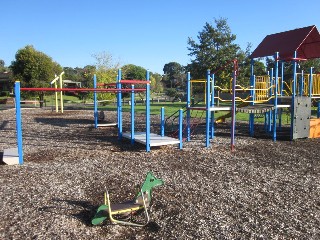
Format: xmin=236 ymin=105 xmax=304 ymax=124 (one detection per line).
xmin=99 ymin=102 xmax=186 ymax=116
xmin=43 ymin=95 xmax=82 ymax=104
xmin=39 ymin=95 xmax=320 ymax=124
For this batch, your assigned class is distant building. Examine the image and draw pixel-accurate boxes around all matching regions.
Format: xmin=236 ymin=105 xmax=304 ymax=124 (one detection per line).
xmin=63 ymin=79 xmax=82 ymax=88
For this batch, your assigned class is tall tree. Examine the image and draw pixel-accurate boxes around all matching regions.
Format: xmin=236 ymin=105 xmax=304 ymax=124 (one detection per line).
xmin=150 ymin=72 xmax=163 ymax=93
xmin=63 ymin=67 xmax=83 ymax=81
xmin=10 ymin=45 xmax=62 ymax=104
xmin=92 ymin=51 xmax=120 ymax=101
xmin=162 ymin=62 xmax=185 ymax=89
xmin=187 ymin=18 xmax=243 ymax=87
xmin=121 ymin=64 xmax=146 ymax=80
xmin=11 ymin=45 xmax=62 ymax=88
xmin=121 ymin=64 xmax=147 ymax=100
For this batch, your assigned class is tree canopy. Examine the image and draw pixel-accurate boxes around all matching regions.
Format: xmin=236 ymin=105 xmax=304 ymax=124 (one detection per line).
xmin=0 ymin=59 xmax=7 ymax=73
xmin=187 ymin=18 xmax=247 ymax=87
xmin=10 ymin=45 xmax=62 ymax=88
xmin=121 ymin=64 xmax=146 ymax=80
xmin=162 ymin=62 xmax=185 ymax=89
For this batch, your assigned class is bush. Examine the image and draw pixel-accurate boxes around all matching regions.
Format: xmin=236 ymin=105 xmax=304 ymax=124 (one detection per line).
xmin=0 ymin=91 xmax=10 ymax=97
xmin=166 ymin=88 xmax=177 ymax=98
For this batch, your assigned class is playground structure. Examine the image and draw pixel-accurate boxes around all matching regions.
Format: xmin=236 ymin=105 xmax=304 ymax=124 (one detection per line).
xmin=7 ymin=25 xmax=320 ymax=165
xmin=92 ymin=172 xmax=164 ymax=226
xmin=13 ymin=70 xmax=183 ymax=165
xmin=183 ymin=25 xmax=320 ymax=149
xmin=185 ymin=62 xmax=238 ymax=150
xmin=93 ymin=69 xmax=183 ymax=152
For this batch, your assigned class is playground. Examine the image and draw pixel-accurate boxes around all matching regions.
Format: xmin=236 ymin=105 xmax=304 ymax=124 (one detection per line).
xmin=0 ymin=108 xmax=319 ymax=239
xmin=1 ymin=25 xmax=320 ymax=239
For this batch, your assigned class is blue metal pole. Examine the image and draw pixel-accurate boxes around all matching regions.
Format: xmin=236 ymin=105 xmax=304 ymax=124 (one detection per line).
xmin=179 ymin=109 xmax=183 ymax=149
xmin=291 ymin=51 xmax=297 ymax=140
xmin=93 ymin=74 xmax=98 ymax=129
xmin=146 ymin=70 xmax=150 ymax=152
xmin=279 ymin=61 xmax=284 ymax=129
xmin=273 ymin=52 xmax=279 ymax=141
xmin=299 ymin=70 xmax=304 ymax=96
xmin=250 ymin=75 xmax=256 ymax=136
xmin=264 ymin=112 xmax=268 ymax=132
xmin=15 ymin=81 xmax=23 ymax=165
xmin=230 ymin=60 xmax=237 ymax=151
xmin=117 ymin=69 xmax=122 ymax=140
xmin=210 ymin=73 xmax=215 ymax=139
xmin=186 ymin=72 xmax=191 ymax=141
xmin=317 ymin=101 xmax=320 ymax=118
xmin=160 ymin=107 xmax=165 ymax=137
xmin=309 ymin=67 xmax=313 ymax=97
xmin=131 ymin=84 xmax=135 ymax=145
xmin=281 ymin=61 xmax=284 ymax=96
xmin=249 ymin=59 xmax=255 ymax=136
xmin=205 ymin=70 xmax=211 ymax=147
xmin=269 ymin=69 xmax=273 ymax=132
xmin=270 ymin=68 xmax=274 ymax=101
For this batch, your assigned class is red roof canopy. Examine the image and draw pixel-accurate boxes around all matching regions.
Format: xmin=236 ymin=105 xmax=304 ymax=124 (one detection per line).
xmin=250 ymin=25 xmax=320 ymax=60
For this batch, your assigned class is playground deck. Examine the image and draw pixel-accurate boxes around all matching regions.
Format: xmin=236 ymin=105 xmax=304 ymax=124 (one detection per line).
xmin=237 ymin=104 xmax=291 ymax=114
xmin=237 ymin=104 xmax=275 ymax=114
xmin=188 ymin=106 xmax=232 ymax=111
xmin=97 ymin=123 xmax=117 ymax=127
xmin=122 ymin=132 xmax=180 ymax=147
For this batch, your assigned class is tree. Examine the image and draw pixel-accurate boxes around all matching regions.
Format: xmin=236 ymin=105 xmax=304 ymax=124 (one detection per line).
xmin=121 ymin=64 xmax=148 ymax=100
xmin=162 ymin=62 xmax=185 ymax=89
xmin=11 ymin=45 xmax=62 ymax=87
xmin=63 ymin=67 xmax=83 ymax=82
xmin=187 ymin=18 xmax=244 ymax=87
xmin=92 ymin=51 xmax=120 ymax=101
xmin=10 ymin=45 xmax=62 ymax=104
xmin=150 ymin=72 xmax=163 ymax=93
xmin=121 ymin=64 xmax=146 ymax=80
xmin=0 ymin=59 xmax=7 ymax=72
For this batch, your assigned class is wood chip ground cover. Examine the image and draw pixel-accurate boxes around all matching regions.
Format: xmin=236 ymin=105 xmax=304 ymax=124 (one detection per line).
xmin=0 ymin=108 xmax=319 ymax=239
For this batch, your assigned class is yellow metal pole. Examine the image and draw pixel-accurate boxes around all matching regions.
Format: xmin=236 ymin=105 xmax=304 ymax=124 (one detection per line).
xmin=50 ymin=75 xmax=60 ymax=113
xmin=55 ymin=81 xmax=58 ymax=112
xmin=204 ymin=80 xmax=206 ymax=104
xmin=59 ymin=72 xmax=64 ymax=113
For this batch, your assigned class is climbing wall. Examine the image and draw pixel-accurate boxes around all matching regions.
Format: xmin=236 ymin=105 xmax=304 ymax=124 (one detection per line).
xmin=292 ymin=96 xmax=311 ymax=139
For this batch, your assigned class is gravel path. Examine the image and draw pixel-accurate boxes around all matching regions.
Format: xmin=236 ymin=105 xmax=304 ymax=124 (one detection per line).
xmin=0 ymin=108 xmax=319 ymax=239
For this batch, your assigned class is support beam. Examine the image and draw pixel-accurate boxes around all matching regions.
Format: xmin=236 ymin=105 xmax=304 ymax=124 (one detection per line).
xmin=14 ymin=81 xmax=23 ymax=165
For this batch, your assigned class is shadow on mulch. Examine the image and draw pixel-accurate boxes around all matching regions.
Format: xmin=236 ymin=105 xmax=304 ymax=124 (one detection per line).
xmin=0 ymin=120 xmax=9 ymax=130
xmin=38 ymin=198 xmax=162 ymax=232
xmin=38 ymin=198 xmax=96 ymax=226
xmin=34 ymin=117 xmax=93 ymax=127
xmin=0 ymin=151 xmax=4 ymax=165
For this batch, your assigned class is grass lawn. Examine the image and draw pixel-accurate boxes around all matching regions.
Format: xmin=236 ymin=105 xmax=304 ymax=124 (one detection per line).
xmin=22 ymin=95 xmax=320 ymax=125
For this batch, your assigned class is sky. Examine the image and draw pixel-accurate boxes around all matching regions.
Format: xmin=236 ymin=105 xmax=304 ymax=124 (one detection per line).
xmin=1 ymin=0 xmax=320 ymax=74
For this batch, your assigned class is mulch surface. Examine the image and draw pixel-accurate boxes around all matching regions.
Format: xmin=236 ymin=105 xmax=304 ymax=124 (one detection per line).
xmin=0 ymin=108 xmax=319 ymax=239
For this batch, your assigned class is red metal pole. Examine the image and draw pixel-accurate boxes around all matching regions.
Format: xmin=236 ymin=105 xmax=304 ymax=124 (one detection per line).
xmin=119 ymin=80 xmax=150 ymax=84
xmin=20 ymin=87 xmax=146 ymax=92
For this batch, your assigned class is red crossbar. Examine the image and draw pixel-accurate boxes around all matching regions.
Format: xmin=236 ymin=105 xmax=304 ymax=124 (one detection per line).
xmin=119 ymin=80 xmax=150 ymax=84
xmin=97 ymin=83 xmax=117 ymax=86
xmin=20 ymin=88 xmax=146 ymax=92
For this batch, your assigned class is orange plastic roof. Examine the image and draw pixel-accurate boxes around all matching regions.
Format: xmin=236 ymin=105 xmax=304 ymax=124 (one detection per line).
xmin=250 ymin=25 xmax=320 ymax=60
